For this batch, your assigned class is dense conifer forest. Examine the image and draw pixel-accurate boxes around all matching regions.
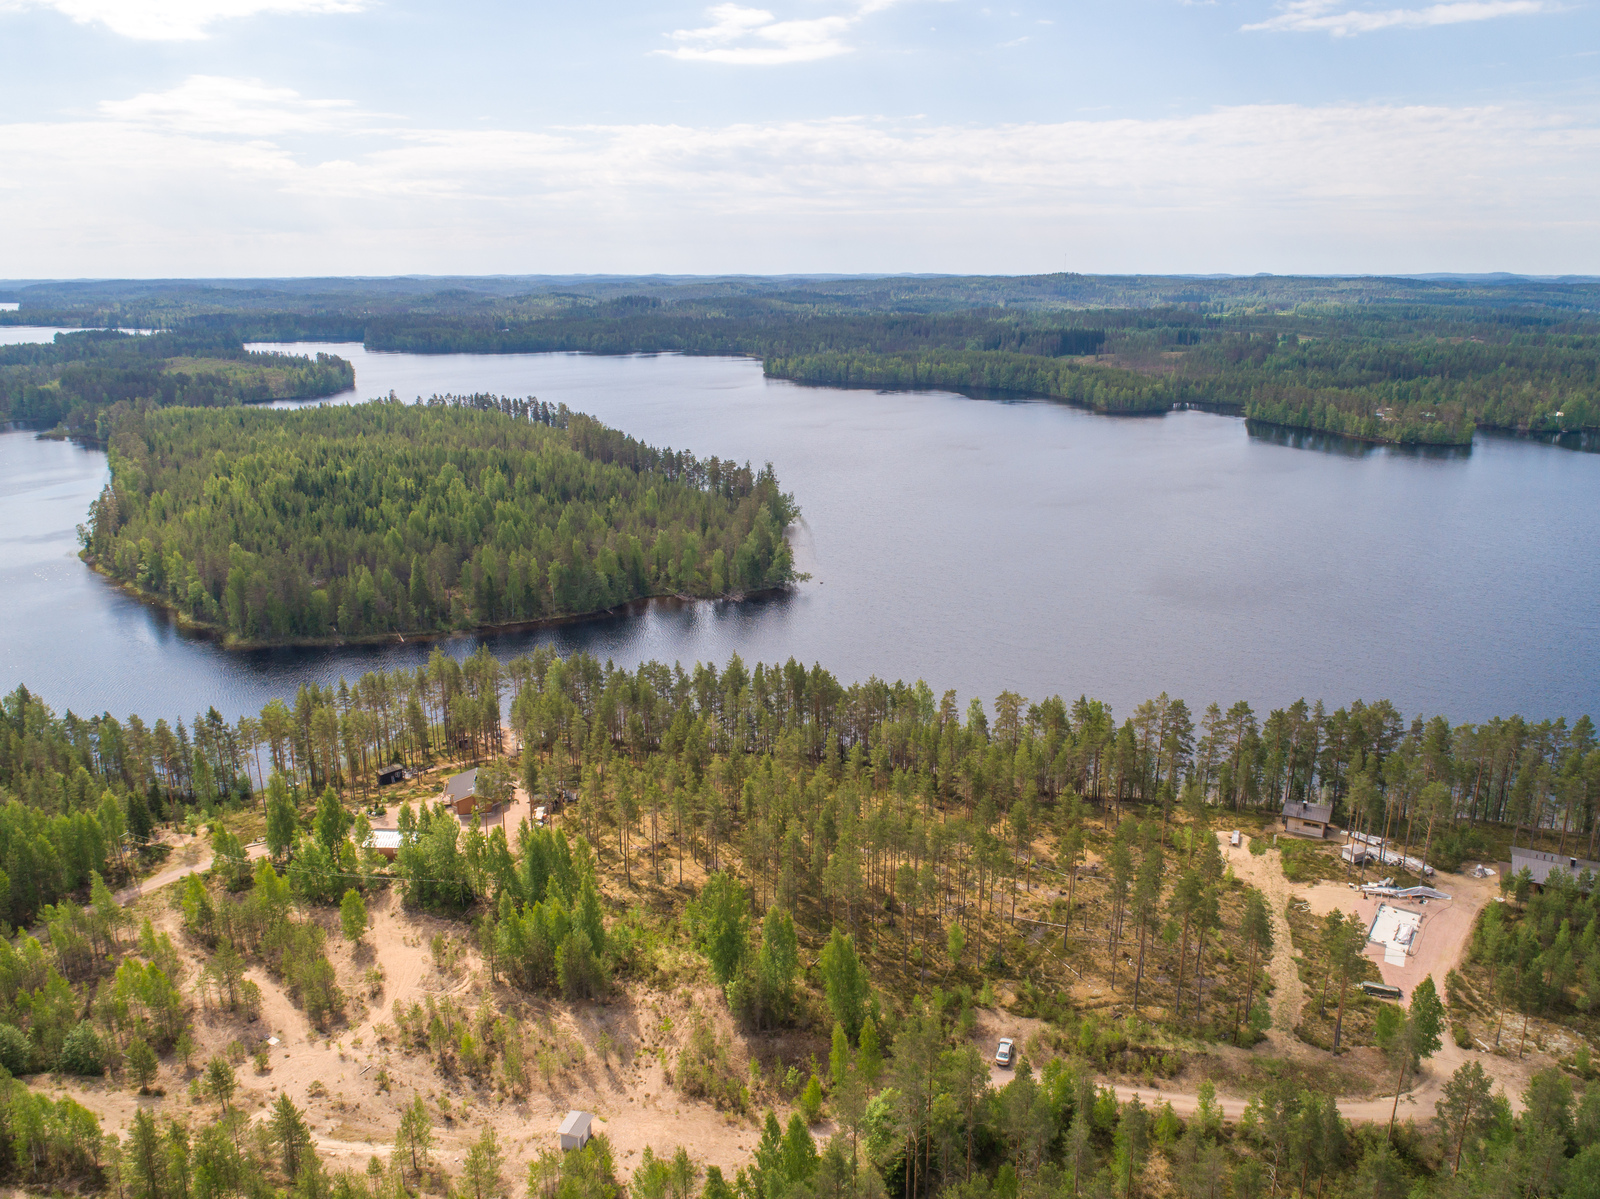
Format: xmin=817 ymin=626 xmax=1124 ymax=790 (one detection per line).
xmin=7 ymin=274 xmax=1598 ymax=446
xmin=84 ymin=398 xmax=799 ymax=644
xmin=0 ymin=329 xmax=353 ymax=436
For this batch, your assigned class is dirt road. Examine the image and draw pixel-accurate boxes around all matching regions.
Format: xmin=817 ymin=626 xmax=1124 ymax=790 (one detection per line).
xmin=114 ymin=840 xmax=269 ymax=904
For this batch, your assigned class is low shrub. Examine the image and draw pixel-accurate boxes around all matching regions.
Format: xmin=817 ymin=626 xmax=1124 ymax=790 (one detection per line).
xmin=675 ymin=1016 xmax=747 ymax=1112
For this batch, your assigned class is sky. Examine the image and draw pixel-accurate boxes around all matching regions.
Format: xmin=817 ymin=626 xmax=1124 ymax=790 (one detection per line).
xmin=0 ymin=0 xmax=1597 ymax=276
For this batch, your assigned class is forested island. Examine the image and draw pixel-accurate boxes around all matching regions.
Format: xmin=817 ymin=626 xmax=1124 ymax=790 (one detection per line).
xmin=8 ymin=273 xmax=1599 ymax=447
xmin=0 ymin=328 xmax=354 ymax=437
xmin=0 ymin=653 xmax=1598 ymax=1199
xmin=84 ymin=396 xmax=799 ymax=645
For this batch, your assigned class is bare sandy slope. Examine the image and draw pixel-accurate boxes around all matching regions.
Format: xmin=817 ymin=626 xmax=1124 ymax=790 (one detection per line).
xmin=51 ymin=880 xmax=776 ymax=1185
xmin=46 ymin=818 xmax=1558 ymax=1191
xmin=1218 ymin=833 xmax=1310 ymax=1056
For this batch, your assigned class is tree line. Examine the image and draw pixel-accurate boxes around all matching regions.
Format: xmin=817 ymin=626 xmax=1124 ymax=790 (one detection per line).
xmin=13 ymin=285 xmax=1600 ymax=447
xmin=6 ymin=650 xmax=1598 ymax=995
xmin=84 ymin=399 xmax=799 ymax=644
xmin=5 ymin=653 xmax=1597 ymax=926
xmin=0 ymin=329 xmax=353 ymax=436
xmin=324 ymin=300 xmax=1600 ymax=445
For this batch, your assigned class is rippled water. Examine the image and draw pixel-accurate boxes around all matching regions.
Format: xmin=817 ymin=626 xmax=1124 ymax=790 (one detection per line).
xmin=2 ymin=340 xmax=1597 ymax=724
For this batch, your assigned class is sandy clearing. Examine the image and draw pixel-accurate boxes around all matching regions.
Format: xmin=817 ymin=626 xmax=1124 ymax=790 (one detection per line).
xmin=70 ymin=810 xmax=1551 ymax=1169
xmin=1294 ymin=866 xmax=1497 ymax=996
xmin=1130 ymin=850 xmax=1541 ymax=1122
xmin=48 ymin=884 xmax=774 ymax=1185
xmin=974 ymin=1007 xmax=1050 ymax=1091
xmin=368 ymin=780 xmax=544 ymax=845
xmin=1218 ymin=833 xmax=1309 ymax=1056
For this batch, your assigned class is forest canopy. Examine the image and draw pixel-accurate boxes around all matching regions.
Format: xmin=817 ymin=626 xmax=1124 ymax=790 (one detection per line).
xmin=10 ymin=275 xmax=1600 ymax=446
xmin=0 ymin=328 xmax=353 ymax=436
xmin=86 ymin=396 xmax=799 ymax=645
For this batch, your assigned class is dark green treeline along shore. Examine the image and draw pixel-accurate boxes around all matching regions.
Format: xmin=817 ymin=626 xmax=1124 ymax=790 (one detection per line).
xmin=83 ymin=396 xmax=800 ymax=646
xmin=0 ymin=328 xmax=353 ymax=437
xmin=761 ymin=325 xmax=1600 ymax=446
xmin=13 ymin=273 xmax=1600 ymax=447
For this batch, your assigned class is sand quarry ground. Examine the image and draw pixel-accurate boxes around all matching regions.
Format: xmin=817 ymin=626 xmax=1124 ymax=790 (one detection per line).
xmin=30 ymin=809 xmax=1574 ymax=1191
xmin=45 ymin=881 xmax=780 ymax=1185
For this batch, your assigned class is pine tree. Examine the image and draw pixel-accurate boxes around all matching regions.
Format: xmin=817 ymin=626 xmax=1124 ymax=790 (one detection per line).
xmin=271 ymin=1094 xmax=311 ymax=1182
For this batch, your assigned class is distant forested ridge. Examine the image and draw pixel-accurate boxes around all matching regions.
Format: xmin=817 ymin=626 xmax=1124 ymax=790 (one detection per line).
xmin=9 ymin=273 xmax=1600 ymax=446
xmin=0 ymin=329 xmax=353 ymax=437
xmin=763 ymin=349 xmax=1187 ymax=414
xmin=86 ymin=397 xmax=799 ymax=645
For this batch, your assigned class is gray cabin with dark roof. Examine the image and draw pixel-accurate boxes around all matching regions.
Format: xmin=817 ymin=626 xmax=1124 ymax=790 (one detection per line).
xmin=1281 ymin=799 xmax=1333 ymax=839
xmin=1510 ymin=847 xmax=1600 ymax=891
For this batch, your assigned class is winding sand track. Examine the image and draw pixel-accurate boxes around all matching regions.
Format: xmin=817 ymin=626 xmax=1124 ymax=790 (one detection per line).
xmin=115 ymin=840 xmax=270 ymax=905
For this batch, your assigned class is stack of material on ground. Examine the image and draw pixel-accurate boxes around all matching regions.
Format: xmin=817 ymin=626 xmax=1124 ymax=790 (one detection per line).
xmin=1360 ymin=884 xmax=1452 ymax=901
xmin=1342 ymin=830 xmax=1433 ymax=876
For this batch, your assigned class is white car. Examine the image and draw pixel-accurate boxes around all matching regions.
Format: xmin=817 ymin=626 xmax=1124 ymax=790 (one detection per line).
xmin=995 ymin=1038 xmax=1014 ymax=1067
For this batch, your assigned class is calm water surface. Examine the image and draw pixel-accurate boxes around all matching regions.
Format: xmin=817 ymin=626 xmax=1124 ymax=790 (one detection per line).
xmin=2 ymin=340 xmax=1597 ymax=724
xmin=0 ymin=327 xmax=153 ymax=346
xmin=0 ymin=327 xmax=92 ymax=346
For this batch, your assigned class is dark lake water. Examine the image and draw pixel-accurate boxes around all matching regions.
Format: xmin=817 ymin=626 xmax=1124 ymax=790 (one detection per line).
xmin=3 ymin=339 xmax=1598 ymax=726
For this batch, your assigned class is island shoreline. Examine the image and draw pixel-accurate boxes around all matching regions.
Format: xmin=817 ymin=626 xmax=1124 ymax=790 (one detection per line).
xmin=79 ymin=552 xmax=801 ymax=652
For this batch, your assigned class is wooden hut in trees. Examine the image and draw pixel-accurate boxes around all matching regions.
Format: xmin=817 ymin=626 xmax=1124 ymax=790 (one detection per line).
xmin=444 ymin=768 xmax=478 ymax=816
xmin=1281 ymin=799 xmax=1333 ymax=839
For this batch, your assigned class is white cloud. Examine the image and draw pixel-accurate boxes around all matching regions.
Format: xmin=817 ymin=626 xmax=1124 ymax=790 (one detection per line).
xmin=1 ymin=0 xmax=366 ymax=40
xmin=100 ymin=76 xmax=373 ymax=135
xmin=1244 ymin=0 xmax=1557 ymax=36
xmin=661 ymin=0 xmax=899 ymax=64
xmin=5 ymin=76 xmax=1600 ymax=274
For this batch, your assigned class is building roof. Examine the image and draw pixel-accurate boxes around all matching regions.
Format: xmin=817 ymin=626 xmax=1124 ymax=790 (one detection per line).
xmin=1511 ymin=847 xmax=1600 ymax=888
xmin=559 ymin=1111 xmax=593 ymax=1136
xmin=1281 ymin=799 xmax=1333 ymax=825
xmin=444 ymin=769 xmax=477 ymax=802
xmin=366 ymin=829 xmax=402 ymax=851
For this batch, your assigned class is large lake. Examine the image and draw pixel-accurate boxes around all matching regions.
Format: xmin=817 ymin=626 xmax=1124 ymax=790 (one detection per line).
xmin=2 ymin=335 xmax=1597 ymax=725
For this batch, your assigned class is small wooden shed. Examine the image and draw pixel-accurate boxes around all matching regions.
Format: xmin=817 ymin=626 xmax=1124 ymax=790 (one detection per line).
xmin=366 ymin=829 xmax=402 ymax=861
xmin=559 ymin=1110 xmax=594 ymax=1150
xmin=376 ymin=764 xmax=406 ymax=787
xmin=444 ymin=768 xmax=478 ymax=816
xmin=1281 ymin=800 xmax=1332 ymax=839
